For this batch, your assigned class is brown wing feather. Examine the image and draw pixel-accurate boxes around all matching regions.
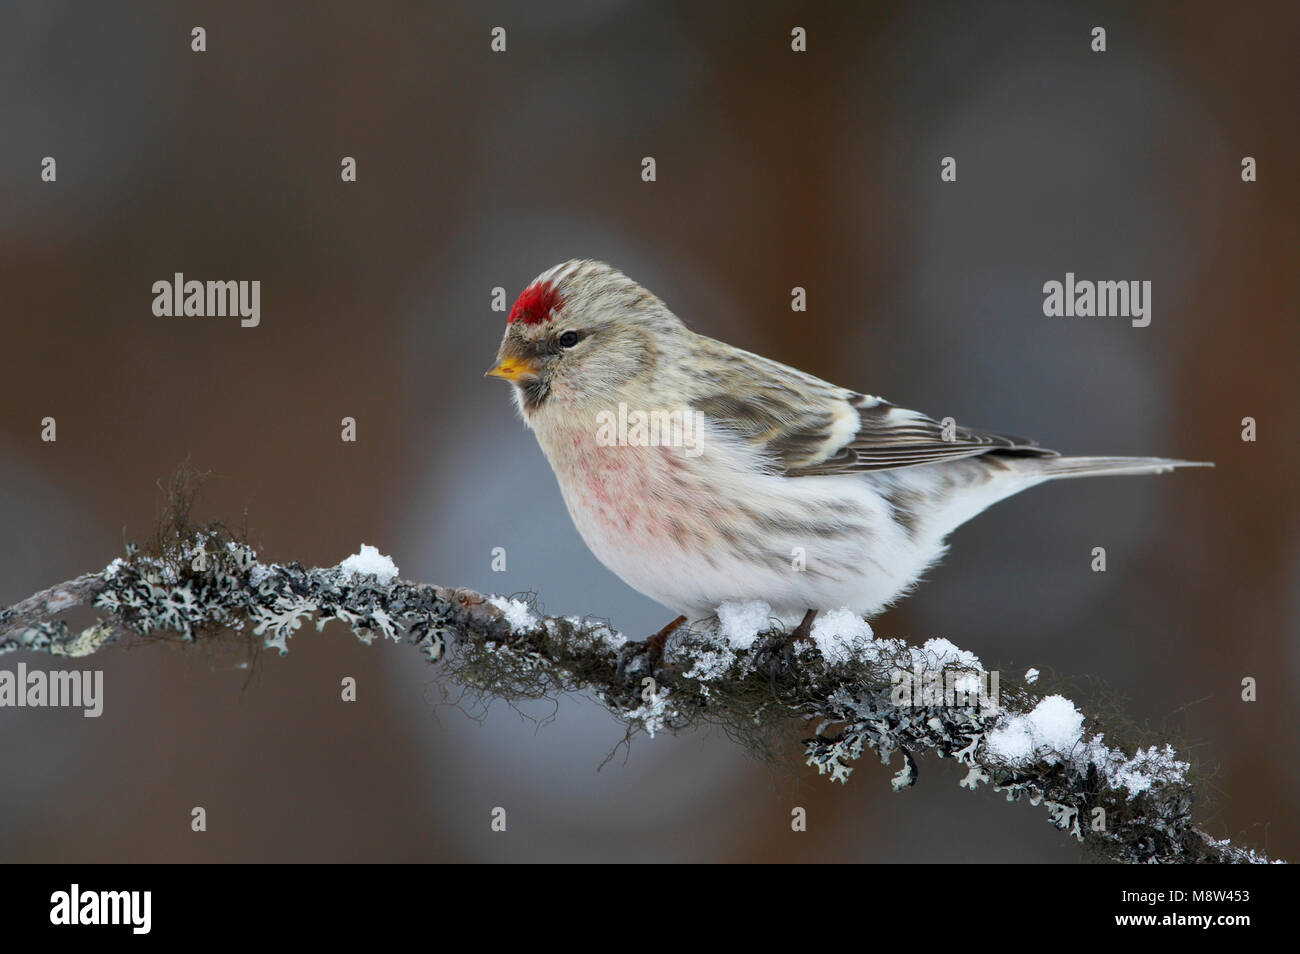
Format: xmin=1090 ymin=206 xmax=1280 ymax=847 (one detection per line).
xmin=686 ymin=337 xmax=1055 ymax=476
xmin=786 ymin=396 xmax=1057 ymax=476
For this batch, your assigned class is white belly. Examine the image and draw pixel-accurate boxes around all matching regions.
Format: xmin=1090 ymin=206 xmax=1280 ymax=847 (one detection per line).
xmin=530 ymin=410 xmax=942 ymax=623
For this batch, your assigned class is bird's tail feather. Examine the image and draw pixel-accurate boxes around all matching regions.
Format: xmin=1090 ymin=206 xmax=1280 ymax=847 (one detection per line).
xmin=1030 ymin=456 xmax=1213 ymax=480
xmin=898 ymin=454 xmax=1211 ymax=541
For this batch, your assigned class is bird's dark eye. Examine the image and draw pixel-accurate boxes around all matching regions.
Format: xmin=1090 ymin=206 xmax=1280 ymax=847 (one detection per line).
xmin=558 ymin=330 xmax=581 ymax=348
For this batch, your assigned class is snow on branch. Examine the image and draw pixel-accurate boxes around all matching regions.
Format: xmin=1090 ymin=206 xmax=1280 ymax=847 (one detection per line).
xmin=0 ymin=521 xmax=1273 ymax=865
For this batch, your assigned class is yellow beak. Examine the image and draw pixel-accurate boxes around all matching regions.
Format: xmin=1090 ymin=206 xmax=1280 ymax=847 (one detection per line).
xmin=485 ymin=356 xmax=539 ymax=381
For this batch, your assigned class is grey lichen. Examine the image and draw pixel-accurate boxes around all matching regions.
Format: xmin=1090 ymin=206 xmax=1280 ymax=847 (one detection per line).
xmin=798 ymin=678 xmax=1245 ymax=862
xmin=0 ymin=525 xmax=1275 ymax=865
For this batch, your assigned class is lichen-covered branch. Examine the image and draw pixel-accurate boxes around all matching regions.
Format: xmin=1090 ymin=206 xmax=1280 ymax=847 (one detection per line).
xmin=0 ymin=531 xmax=1274 ymax=865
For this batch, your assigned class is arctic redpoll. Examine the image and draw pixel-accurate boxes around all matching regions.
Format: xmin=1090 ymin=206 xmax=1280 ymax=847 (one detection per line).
xmin=487 ymin=259 xmax=1209 ymax=633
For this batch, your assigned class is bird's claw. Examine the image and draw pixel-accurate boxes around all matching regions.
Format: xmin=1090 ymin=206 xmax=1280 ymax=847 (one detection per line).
xmin=616 ymin=614 xmax=687 ymax=683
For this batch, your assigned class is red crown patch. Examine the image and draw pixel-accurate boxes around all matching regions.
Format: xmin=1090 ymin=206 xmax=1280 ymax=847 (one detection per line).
xmin=508 ymin=281 xmax=563 ymax=326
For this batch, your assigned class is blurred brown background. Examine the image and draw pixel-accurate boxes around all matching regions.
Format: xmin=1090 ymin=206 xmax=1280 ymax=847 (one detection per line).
xmin=2 ymin=0 xmax=1296 ymax=862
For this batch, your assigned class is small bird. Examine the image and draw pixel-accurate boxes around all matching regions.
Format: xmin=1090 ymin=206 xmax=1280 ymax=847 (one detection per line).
xmin=487 ymin=260 xmax=1209 ymax=639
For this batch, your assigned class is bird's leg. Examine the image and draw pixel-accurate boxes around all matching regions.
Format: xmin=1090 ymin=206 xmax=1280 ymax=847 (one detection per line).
xmin=616 ymin=614 xmax=687 ymax=682
xmin=783 ymin=609 xmax=818 ymax=668
xmin=790 ymin=609 xmax=818 ymax=644
xmin=646 ymin=614 xmax=688 ymax=654
xmin=770 ymin=610 xmax=819 ymax=698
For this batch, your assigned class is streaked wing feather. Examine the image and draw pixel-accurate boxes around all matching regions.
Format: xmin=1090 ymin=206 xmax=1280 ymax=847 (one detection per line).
xmin=688 ymin=340 xmax=1055 ymax=476
xmin=786 ymin=396 xmax=1056 ymax=476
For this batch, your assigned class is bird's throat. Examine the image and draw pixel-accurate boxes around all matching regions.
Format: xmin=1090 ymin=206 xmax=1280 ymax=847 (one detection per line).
xmin=514 ymin=377 xmax=550 ymax=413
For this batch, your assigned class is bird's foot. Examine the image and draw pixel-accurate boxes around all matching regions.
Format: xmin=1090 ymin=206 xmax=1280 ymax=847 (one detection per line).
xmin=768 ymin=610 xmax=818 ymax=699
xmin=789 ymin=609 xmax=818 ymax=644
xmin=616 ymin=614 xmax=688 ymax=682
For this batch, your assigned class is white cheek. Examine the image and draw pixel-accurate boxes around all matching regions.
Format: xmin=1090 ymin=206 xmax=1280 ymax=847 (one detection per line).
xmin=510 ymin=385 xmax=533 ymax=424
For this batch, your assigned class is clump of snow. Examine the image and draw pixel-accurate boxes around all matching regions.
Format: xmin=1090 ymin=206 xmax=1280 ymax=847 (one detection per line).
xmin=683 ymin=647 xmax=736 ymax=684
xmin=593 ymin=625 xmax=627 ymax=650
xmin=625 ymin=689 xmax=671 ymax=738
xmin=1024 ymin=667 xmax=1040 ymax=684
xmin=1104 ymin=744 xmax=1187 ymax=797
xmin=919 ymin=637 xmax=981 ymax=670
xmin=717 ymin=600 xmax=771 ymax=649
xmin=103 ymin=557 xmax=126 ymax=579
xmin=809 ymin=608 xmax=873 ymax=663
xmin=551 ymin=616 xmax=626 ymax=649
xmin=986 ymin=694 xmax=1084 ymax=765
xmin=488 ymin=596 xmax=538 ymax=631
xmin=950 ymin=671 xmax=982 ymax=697
xmin=337 ymin=544 xmax=399 ymax=583
xmin=982 ymin=689 xmax=1192 ymax=799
